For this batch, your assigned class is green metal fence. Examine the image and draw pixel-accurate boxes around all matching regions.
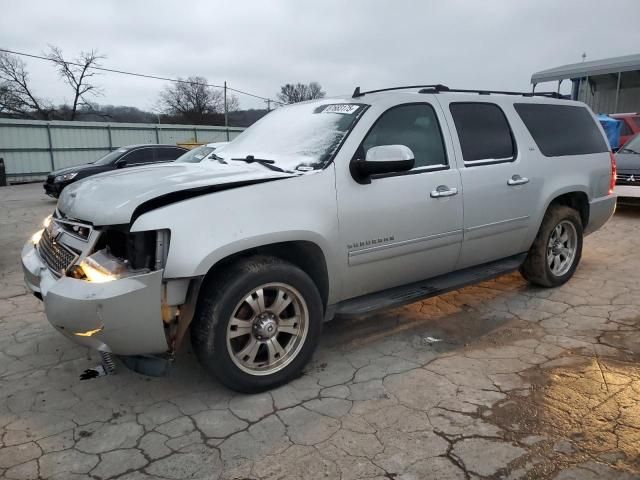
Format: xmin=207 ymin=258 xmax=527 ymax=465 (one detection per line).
xmin=0 ymin=119 xmax=244 ymax=182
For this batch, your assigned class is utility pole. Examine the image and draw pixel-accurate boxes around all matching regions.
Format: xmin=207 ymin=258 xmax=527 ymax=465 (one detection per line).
xmin=224 ymin=81 xmax=229 ymax=141
xmin=266 ymin=99 xmax=271 ymax=112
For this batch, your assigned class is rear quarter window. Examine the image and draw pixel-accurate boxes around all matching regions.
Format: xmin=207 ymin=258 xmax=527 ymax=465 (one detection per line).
xmin=514 ymin=103 xmax=608 ymax=157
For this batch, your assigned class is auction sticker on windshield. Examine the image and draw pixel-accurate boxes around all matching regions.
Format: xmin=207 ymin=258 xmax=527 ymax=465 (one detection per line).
xmin=321 ymin=104 xmax=360 ymax=114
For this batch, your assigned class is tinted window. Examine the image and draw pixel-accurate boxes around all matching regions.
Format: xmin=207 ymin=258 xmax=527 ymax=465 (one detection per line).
xmin=361 ymin=104 xmax=447 ymax=169
xmin=514 ymin=104 xmax=608 ymax=157
xmin=122 ymin=148 xmax=154 ymax=165
xmin=634 ymin=117 xmax=640 ymax=129
xmin=92 ymin=148 xmax=129 ymax=166
xmin=157 ymin=147 xmax=186 ymax=162
xmin=449 ymin=103 xmax=515 ymax=162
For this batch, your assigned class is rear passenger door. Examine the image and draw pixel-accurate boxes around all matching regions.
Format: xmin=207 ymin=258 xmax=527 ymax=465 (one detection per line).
xmin=442 ymin=101 xmax=539 ymax=269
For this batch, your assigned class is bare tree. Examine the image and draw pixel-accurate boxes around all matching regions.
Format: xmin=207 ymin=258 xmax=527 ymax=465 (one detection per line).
xmin=158 ymin=76 xmax=239 ymax=123
xmin=47 ymin=46 xmax=105 ymax=120
xmin=307 ymin=82 xmax=325 ymax=100
xmin=0 ymin=52 xmax=53 ymax=118
xmin=277 ymin=82 xmax=326 ymax=104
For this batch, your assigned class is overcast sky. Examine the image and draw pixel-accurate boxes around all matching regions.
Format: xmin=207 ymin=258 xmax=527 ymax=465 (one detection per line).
xmin=2 ymin=0 xmax=639 ymax=111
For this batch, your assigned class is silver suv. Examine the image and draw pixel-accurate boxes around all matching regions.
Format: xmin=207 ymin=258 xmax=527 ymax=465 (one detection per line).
xmin=21 ymin=85 xmax=616 ymax=392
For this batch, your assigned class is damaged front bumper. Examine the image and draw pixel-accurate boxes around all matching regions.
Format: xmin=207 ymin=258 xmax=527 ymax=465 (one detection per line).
xmin=21 ymin=241 xmax=169 ymax=356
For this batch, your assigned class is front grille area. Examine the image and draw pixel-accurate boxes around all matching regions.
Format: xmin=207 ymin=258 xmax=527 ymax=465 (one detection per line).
xmin=616 ymin=173 xmax=640 ymax=185
xmin=37 ymin=228 xmax=78 ymax=275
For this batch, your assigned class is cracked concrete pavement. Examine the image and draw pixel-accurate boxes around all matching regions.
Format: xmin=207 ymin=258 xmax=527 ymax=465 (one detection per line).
xmin=1 ymin=183 xmax=639 ymax=479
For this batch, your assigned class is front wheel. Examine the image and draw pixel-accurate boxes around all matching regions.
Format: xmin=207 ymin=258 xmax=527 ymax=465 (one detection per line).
xmin=191 ymin=256 xmax=323 ymax=393
xmin=520 ymin=205 xmax=583 ymax=287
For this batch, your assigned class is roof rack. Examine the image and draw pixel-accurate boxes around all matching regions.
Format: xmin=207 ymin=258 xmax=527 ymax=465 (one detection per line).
xmin=351 ymin=84 xmax=564 ymax=99
xmin=418 ymin=85 xmax=564 ymax=99
xmin=352 ymin=84 xmax=449 ymax=98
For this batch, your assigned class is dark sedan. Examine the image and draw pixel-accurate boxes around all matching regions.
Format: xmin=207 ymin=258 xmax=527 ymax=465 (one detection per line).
xmin=44 ymin=144 xmax=188 ymax=198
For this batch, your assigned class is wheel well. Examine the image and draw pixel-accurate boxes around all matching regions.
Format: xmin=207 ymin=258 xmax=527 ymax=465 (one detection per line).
xmin=202 ymin=241 xmax=330 ymax=311
xmin=550 ymin=192 xmax=589 ymax=228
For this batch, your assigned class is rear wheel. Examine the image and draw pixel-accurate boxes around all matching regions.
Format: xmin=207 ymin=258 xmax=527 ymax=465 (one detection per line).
xmin=520 ymin=205 xmax=583 ymax=287
xmin=191 ymin=256 xmax=322 ymax=393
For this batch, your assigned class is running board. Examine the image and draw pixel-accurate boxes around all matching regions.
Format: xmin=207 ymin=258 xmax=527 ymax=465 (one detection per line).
xmin=335 ymin=253 xmax=526 ymax=318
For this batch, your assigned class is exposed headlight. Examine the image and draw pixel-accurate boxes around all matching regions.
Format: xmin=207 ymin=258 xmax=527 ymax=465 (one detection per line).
xmin=54 ymin=172 xmax=78 ymax=183
xmin=43 ymin=215 xmax=52 ymax=228
xmin=79 ymin=249 xmax=148 ymax=283
xmin=31 ymin=229 xmax=43 ymax=244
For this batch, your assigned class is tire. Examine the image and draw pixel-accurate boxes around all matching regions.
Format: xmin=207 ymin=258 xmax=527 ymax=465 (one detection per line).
xmin=520 ymin=205 xmax=583 ymax=288
xmin=191 ymin=255 xmax=323 ymax=393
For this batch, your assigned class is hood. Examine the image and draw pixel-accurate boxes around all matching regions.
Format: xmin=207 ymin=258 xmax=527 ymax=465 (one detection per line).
xmin=615 ymin=152 xmax=640 ymax=172
xmin=50 ymin=163 xmax=101 ymax=176
xmin=57 ymin=162 xmax=296 ymax=226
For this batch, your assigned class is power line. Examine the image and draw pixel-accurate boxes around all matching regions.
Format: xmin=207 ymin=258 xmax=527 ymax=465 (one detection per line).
xmin=0 ymin=47 xmax=283 ymax=105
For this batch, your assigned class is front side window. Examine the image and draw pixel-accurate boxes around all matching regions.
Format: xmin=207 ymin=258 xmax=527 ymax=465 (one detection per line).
xmin=156 ymin=147 xmax=186 ymax=162
xmin=450 ymin=103 xmax=515 ymax=163
xmin=633 ymin=116 xmax=640 ymax=129
xmin=514 ymin=103 xmax=608 ymax=157
xmin=122 ymin=148 xmax=154 ymax=165
xmin=361 ymin=103 xmax=447 ymax=169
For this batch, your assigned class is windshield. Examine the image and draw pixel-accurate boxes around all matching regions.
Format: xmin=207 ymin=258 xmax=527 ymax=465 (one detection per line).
xmin=215 ymin=101 xmax=366 ymax=171
xmin=620 ymin=134 xmax=640 ymax=153
xmin=93 ymin=148 xmax=128 ymax=166
xmin=176 ymin=145 xmax=216 ymax=163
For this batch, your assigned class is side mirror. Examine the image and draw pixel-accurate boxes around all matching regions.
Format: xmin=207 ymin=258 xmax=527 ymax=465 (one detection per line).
xmin=351 ymin=145 xmax=415 ymax=183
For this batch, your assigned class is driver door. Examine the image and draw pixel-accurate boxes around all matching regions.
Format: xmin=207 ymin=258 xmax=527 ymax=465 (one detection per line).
xmin=335 ymin=101 xmax=463 ymax=300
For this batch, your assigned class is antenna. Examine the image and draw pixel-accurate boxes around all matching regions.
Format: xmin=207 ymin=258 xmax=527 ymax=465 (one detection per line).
xmin=352 ymin=86 xmax=362 ymax=98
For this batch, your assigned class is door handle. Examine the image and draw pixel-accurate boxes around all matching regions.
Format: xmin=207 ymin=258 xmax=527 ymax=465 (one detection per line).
xmin=430 ymin=185 xmax=458 ymax=198
xmin=507 ymin=175 xmax=529 ymax=186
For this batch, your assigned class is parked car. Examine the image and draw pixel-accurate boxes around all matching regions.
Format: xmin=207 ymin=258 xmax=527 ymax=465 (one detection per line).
xmin=609 ymin=113 xmax=640 ymax=147
xmin=597 ymin=114 xmax=622 ymax=150
xmin=43 ymin=144 xmax=188 ymax=198
xmin=22 ymin=86 xmax=615 ymax=392
xmin=175 ymin=142 xmax=228 ymax=163
xmin=614 ymin=133 xmax=640 ymax=205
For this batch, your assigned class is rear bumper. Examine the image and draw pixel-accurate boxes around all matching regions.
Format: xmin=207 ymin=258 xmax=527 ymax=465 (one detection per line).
xmin=585 ymin=194 xmax=616 ymax=235
xmin=21 ymin=241 xmax=169 ymax=355
xmin=614 ymin=185 xmax=640 ymax=205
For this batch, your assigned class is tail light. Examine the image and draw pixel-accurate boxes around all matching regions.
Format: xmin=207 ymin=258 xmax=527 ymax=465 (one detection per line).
xmin=609 ymin=151 xmax=617 ymax=195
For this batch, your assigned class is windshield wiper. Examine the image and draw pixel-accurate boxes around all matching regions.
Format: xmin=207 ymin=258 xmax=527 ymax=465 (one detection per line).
xmin=230 ymin=155 xmax=293 ymax=173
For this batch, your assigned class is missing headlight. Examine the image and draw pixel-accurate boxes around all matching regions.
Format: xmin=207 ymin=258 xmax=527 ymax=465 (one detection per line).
xmin=79 ymin=249 xmax=148 ymax=283
xmin=94 ymin=229 xmax=159 ymax=270
xmin=77 ymin=229 xmax=170 ymax=281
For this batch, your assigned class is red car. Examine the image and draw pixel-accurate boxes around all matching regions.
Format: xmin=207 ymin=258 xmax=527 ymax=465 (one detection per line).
xmin=610 ymin=113 xmax=640 ymax=147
